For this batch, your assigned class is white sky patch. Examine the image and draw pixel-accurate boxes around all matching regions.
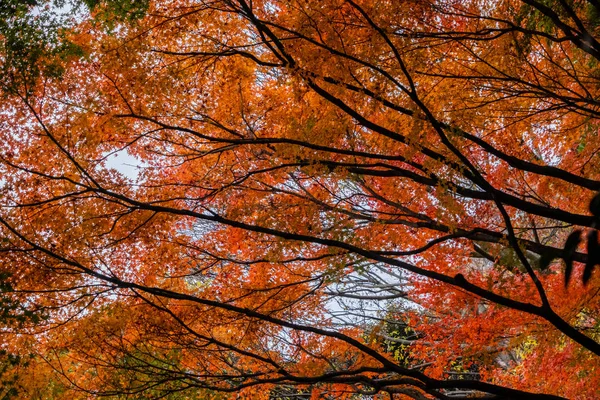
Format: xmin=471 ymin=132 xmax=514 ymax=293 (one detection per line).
xmin=105 ymin=149 xmax=143 ymax=180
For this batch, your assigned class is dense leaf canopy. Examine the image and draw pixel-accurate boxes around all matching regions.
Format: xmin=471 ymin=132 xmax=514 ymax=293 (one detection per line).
xmin=0 ymin=0 xmax=599 ymax=398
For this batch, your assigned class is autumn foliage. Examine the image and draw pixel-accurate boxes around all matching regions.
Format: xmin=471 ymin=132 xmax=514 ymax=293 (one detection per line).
xmin=0 ymin=0 xmax=600 ymax=398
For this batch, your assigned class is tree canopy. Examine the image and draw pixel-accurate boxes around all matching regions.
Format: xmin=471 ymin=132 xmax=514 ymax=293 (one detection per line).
xmin=0 ymin=0 xmax=599 ymax=398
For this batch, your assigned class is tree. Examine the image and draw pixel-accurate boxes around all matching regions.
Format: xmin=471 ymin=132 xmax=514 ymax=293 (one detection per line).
xmin=0 ymin=0 xmax=599 ymax=398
